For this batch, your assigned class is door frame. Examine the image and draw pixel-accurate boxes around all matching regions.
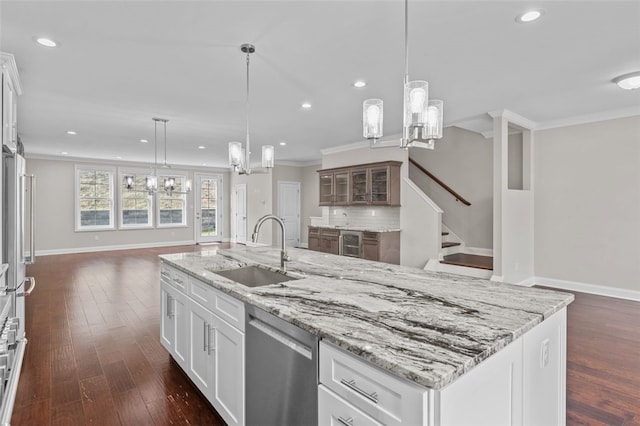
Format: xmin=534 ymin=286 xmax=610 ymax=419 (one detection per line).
xmin=234 ymin=183 xmax=247 ymax=244
xmin=194 ymin=173 xmax=223 ymax=244
xmin=277 ymin=180 xmax=301 ymax=248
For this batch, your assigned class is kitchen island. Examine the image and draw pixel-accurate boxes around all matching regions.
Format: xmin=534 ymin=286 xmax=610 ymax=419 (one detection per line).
xmin=160 ymin=246 xmax=574 ymax=426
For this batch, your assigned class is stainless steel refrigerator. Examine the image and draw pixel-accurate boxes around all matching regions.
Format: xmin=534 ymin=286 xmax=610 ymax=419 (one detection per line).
xmin=0 ymin=146 xmax=36 ymax=423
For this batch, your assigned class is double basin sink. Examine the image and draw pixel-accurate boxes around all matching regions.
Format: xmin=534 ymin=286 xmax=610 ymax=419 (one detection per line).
xmin=209 ymin=265 xmax=299 ymax=288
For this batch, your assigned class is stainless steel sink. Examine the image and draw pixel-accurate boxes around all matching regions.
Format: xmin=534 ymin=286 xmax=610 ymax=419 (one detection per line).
xmin=210 ymin=265 xmax=298 ymax=288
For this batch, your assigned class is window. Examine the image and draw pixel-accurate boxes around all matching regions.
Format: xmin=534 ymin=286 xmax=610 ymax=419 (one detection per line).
xmin=158 ymin=174 xmax=187 ymax=227
xmin=119 ymin=170 xmax=153 ymax=228
xmin=75 ymin=165 xmax=115 ymax=231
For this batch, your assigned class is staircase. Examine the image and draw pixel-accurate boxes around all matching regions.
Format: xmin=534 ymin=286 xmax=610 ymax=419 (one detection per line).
xmin=424 ymin=226 xmax=494 ymax=279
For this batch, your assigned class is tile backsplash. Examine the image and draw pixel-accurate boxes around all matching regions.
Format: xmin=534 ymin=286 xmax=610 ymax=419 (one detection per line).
xmin=325 ymin=206 xmax=400 ymax=229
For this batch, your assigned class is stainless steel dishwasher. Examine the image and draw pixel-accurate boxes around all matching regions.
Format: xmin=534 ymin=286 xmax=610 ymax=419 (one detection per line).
xmin=246 ymin=304 xmax=319 ymax=426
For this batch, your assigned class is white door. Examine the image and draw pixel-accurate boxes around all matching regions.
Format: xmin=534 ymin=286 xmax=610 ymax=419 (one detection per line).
xmin=195 ymin=174 xmax=222 ymax=243
xmin=173 ymin=290 xmax=189 ymax=370
xmin=235 ymin=184 xmax=247 ymax=244
xmin=188 ymin=301 xmax=214 ymax=400
xmin=212 ymin=317 xmax=245 ymax=426
xmin=160 ymin=282 xmax=175 ymax=353
xmin=278 ymin=181 xmax=300 ymax=248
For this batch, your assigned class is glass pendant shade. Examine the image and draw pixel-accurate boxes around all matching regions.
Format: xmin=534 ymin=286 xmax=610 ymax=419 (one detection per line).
xmin=404 ymin=80 xmax=429 ymax=127
xmin=146 ymin=176 xmax=157 ymax=192
xmin=363 ymin=99 xmax=383 ymax=139
xmin=228 ymin=141 xmax=243 ymax=167
xmin=124 ymin=175 xmax=134 ymax=190
xmin=262 ymin=145 xmax=275 ymax=168
xmin=425 ymin=99 xmax=444 ymax=140
xmin=184 ymin=179 xmax=192 ymax=192
xmin=164 ymin=177 xmax=175 ymax=191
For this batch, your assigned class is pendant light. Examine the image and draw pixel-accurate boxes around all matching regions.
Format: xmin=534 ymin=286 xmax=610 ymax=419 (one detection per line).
xmin=363 ymin=0 xmax=444 ymax=150
xmin=228 ymin=43 xmax=275 ymax=174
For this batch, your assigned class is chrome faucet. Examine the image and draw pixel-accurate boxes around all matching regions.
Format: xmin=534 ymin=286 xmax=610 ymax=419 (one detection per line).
xmin=251 ymin=214 xmax=291 ymax=272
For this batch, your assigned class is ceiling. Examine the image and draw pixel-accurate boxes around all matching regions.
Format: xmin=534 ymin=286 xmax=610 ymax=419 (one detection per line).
xmin=1 ymin=1 xmax=639 ymax=168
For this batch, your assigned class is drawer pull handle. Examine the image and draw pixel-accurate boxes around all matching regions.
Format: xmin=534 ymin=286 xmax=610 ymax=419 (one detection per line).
xmin=161 ymin=272 xmax=170 ymax=279
xmin=174 ymin=278 xmax=183 ymax=284
xmin=340 ymin=378 xmax=378 ymax=404
xmin=337 ymin=416 xmax=354 ymax=426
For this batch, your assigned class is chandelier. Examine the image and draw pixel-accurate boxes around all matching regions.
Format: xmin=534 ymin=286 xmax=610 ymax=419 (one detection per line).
xmin=124 ymin=118 xmax=192 ymax=195
xmin=363 ymin=0 xmax=444 ymax=150
xmin=228 ymin=43 xmax=274 ymax=174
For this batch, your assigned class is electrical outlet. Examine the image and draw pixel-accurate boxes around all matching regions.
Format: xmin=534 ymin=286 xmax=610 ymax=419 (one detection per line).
xmin=94 ymin=234 xmax=100 ymax=241
xmin=540 ymin=338 xmax=550 ymax=368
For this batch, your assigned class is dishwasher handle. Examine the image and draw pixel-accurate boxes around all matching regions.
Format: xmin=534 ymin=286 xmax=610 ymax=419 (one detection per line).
xmin=248 ymin=315 xmax=313 ymax=360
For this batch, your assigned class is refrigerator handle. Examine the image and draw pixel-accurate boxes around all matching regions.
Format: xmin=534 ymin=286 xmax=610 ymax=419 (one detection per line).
xmin=26 ymin=174 xmax=36 ymax=265
xmin=17 ymin=277 xmax=35 ymax=297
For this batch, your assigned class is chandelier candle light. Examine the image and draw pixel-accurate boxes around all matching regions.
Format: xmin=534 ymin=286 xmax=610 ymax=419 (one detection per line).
xmin=363 ymin=0 xmax=444 ymax=150
xmin=124 ymin=117 xmax=192 ymax=195
xmin=228 ymin=43 xmax=275 ymax=174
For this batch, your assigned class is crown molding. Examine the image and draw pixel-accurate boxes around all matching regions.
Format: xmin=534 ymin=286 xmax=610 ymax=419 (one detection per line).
xmin=24 ymin=153 xmax=230 ymax=173
xmin=275 ymin=160 xmax=321 ymax=167
xmin=0 ymin=52 xmax=23 ymax=95
xmin=535 ymin=106 xmax=640 ymax=131
xmin=488 ymin=109 xmax=538 ymax=130
xmin=321 ymin=133 xmax=403 ymax=155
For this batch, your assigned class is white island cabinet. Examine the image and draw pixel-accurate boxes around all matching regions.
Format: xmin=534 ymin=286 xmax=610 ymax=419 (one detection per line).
xmin=160 ymin=262 xmax=245 ymax=426
xmin=160 ymin=247 xmax=573 ymax=426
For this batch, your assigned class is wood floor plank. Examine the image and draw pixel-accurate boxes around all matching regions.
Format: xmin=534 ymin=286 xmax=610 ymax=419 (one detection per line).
xmin=8 ymin=245 xmax=638 ymax=425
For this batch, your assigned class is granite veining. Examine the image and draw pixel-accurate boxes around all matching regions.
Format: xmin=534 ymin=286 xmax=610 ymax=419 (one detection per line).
xmin=160 ymin=247 xmax=574 ymax=390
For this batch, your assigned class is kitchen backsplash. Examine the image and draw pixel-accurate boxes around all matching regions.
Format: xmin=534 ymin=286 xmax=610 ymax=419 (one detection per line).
xmin=323 ymin=206 xmax=400 ymax=229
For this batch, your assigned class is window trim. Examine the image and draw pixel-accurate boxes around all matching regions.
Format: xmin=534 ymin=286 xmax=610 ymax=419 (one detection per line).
xmin=156 ymin=171 xmax=189 ymax=228
xmin=118 ymin=168 xmax=155 ymax=229
xmin=74 ymin=164 xmax=116 ymax=232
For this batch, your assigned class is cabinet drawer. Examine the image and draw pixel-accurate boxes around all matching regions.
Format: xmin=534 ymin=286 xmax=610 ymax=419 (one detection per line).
xmin=319 ymin=385 xmax=383 ymax=426
xmin=189 ymin=277 xmax=245 ymax=332
xmin=322 ymin=229 xmax=340 ymax=237
xmin=309 ymin=227 xmax=320 ymax=236
xmin=362 ymin=232 xmax=379 ymax=241
xmin=160 ymin=264 xmax=173 ymax=284
xmin=319 ymin=341 xmax=427 ymax=426
xmin=172 ymin=269 xmax=188 ymax=292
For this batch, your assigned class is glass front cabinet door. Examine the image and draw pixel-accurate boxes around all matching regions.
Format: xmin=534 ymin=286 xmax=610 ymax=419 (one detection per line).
xmin=369 ymin=166 xmax=390 ymax=204
xmin=319 ymin=172 xmax=334 ymax=205
xmin=350 ymin=168 xmax=368 ymax=204
xmin=333 ymin=171 xmax=350 ymax=205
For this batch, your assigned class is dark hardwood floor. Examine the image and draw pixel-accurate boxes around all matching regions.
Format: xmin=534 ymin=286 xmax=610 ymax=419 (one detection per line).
xmin=12 ymin=244 xmax=230 ymax=426
xmin=10 ymin=245 xmax=640 ymax=425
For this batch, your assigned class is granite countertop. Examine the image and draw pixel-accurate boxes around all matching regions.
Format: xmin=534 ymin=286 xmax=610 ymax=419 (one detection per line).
xmin=311 ymin=225 xmax=401 ymax=233
xmin=160 ymin=247 xmax=573 ymax=390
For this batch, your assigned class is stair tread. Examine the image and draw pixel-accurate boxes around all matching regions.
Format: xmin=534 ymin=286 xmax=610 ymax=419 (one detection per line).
xmin=440 ymin=253 xmax=493 ymax=270
xmin=441 ymin=241 xmax=461 ymax=248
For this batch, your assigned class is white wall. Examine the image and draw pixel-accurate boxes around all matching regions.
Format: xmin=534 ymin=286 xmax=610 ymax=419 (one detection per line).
xmin=271 ymin=165 xmax=302 ymax=246
xmin=26 ymin=157 xmax=231 ymax=253
xmin=409 ymin=126 xmax=493 ymax=250
xmin=300 ymin=164 xmax=321 ymax=245
xmin=534 ymin=116 xmax=640 ymax=293
xmin=230 ymin=169 xmax=273 ymax=245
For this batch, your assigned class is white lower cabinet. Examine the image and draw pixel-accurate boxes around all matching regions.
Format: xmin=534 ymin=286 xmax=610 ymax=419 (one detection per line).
xmin=161 ymin=262 xmax=245 ymax=426
xmin=319 ymin=384 xmax=383 ymax=426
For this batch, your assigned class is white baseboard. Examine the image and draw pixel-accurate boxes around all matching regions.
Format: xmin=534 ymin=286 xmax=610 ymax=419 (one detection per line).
xmin=516 ymin=277 xmax=536 ymax=287
xmin=533 ymin=276 xmax=640 ymax=302
xmin=36 ymin=240 xmax=196 ymax=256
xmin=464 ymin=247 xmax=493 ymax=256
xmin=490 ymin=275 xmax=504 ymax=283
xmin=298 ymin=242 xmax=309 ymax=249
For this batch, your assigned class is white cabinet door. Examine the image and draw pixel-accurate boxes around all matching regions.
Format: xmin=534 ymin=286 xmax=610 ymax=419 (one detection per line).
xmin=188 ymin=300 xmax=215 ymax=400
xmin=212 ymin=316 xmax=245 ymax=426
xmin=173 ymin=289 xmax=189 ymax=370
xmin=160 ymin=282 xmax=175 ymax=353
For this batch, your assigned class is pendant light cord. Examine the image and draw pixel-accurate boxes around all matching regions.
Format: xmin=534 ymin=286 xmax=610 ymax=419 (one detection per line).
xmin=404 ymin=0 xmax=409 ymax=85
xmin=245 ymin=50 xmax=251 ymax=168
xmin=154 ymin=119 xmax=158 ymax=174
xmin=163 ymin=120 xmax=168 ymax=167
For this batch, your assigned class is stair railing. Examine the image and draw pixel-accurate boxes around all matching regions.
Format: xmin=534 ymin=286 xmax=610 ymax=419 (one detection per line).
xmin=408 ymin=157 xmax=472 ymax=206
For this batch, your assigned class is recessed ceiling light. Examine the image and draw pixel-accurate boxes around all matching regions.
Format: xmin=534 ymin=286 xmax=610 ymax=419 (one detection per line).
xmin=301 ymin=102 xmax=312 ymax=109
xmin=202 ymin=163 xmax=207 ymax=166
xmin=353 ymin=81 xmax=366 ymax=88
xmin=516 ymin=10 xmax=543 ymax=23
xmin=613 ymin=71 xmax=640 ymax=90
xmin=279 ymin=141 xmax=287 ymax=146
xmin=66 ymin=130 xmax=77 ymax=135
xmin=140 ymin=139 xmax=148 ymax=143
xmin=34 ymin=37 xmax=59 ymax=48
xmin=198 ymin=145 xmax=206 ymax=149
xmin=60 ymin=151 xmax=68 ymax=155
xmin=116 ymin=156 xmax=122 ymax=159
